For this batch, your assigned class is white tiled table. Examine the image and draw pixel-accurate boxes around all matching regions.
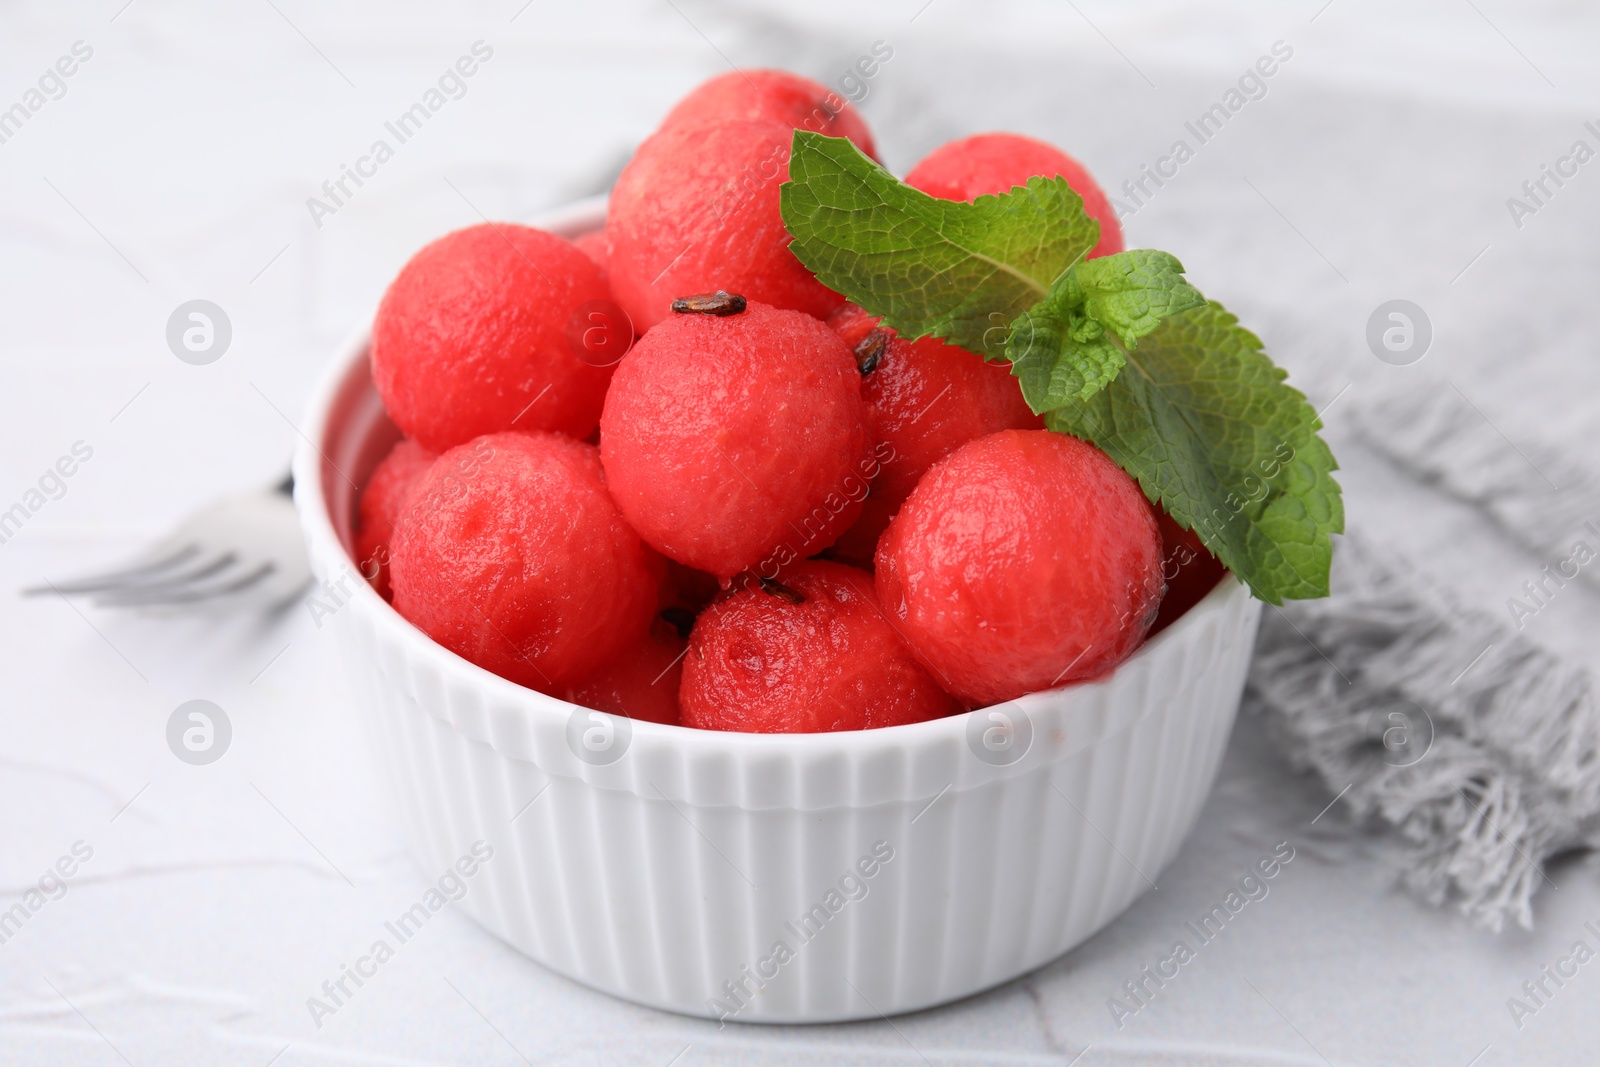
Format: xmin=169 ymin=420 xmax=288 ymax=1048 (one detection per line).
xmin=3 ymin=2 xmax=1599 ymax=1063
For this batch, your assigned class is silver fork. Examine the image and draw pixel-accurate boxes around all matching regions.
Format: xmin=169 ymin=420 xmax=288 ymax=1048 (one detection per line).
xmin=24 ymin=475 xmax=312 ymax=612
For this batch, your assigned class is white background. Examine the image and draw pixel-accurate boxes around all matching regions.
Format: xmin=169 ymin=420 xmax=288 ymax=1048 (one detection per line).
xmin=2 ymin=2 xmax=1599 ymax=1064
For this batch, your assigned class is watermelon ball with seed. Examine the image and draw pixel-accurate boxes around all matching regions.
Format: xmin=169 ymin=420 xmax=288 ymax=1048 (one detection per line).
xmin=600 ymin=300 xmax=870 ymax=582
xmin=390 ymin=432 xmax=664 ymax=694
xmin=876 ymin=430 xmax=1164 ymax=706
xmin=681 ymin=561 xmax=957 ymax=733
xmin=825 ymin=303 xmax=1042 ymax=566
xmin=371 ymin=223 xmax=616 ymax=452
xmin=657 ymin=69 xmax=877 ymax=158
xmin=906 ymin=133 xmax=1124 ymax=260
xmin=606 ymin=119 xmax=845 ymax=332
xmin=355 ymin=437 xmax=436 ymax=601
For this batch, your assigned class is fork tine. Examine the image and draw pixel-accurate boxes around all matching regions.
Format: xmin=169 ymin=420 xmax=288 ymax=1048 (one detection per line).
xmin=23 ymin=543 xmax=201 ymax=596
xmin=94 ymin=562 xmax=276 ymax=609
xmin=72 ymin=556 xmax=236 ymax=604
xmin=111 ymin=552 xmax=239 ymax=593
xmin=45 ymin=552 xmax=238 ymax=602
xmin=24 ymin=473 xmax=308 ymax=616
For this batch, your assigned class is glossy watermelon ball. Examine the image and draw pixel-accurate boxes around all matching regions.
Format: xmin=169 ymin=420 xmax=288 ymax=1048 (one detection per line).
xmin=565 ymin=616 xmax=686 ymax=726
xmin=390 ymin=432 xmax=664 ymax=694
xmin=876 ymin=430 xmax=1163 ymax=706
xmin=825 ymin=303 xmax=1043 ymax=565
xmin=355 ymin=437 xmax=436 ymax=601
xmin=606 ymin=120 xmax=844 ymax=332
xmin=681 ymin=560 xmax=957 ymax=732
xmin=1148 ymin=510 xmax=1228 ymax=635
xmin=905 ymin=132 xmax=1124 ymax=259
xmin=600 ymin=301 xmax=870 ymax=582
xmin=371 ymin=223 xmax=617 ymax=452
xmin=657 ymin=69 xmax=877 ymax=159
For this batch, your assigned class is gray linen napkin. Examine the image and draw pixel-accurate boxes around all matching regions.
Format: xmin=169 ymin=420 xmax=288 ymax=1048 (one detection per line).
xmin=1253 ymin=388 xmax=1600 ymax=931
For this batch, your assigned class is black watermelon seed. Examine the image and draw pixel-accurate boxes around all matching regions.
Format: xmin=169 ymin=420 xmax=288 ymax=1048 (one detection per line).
xmin=758 ymin=577 xmax=806 ymax=604
xmin=671 ymin=291 xmax=747 ymax=316
xmin=854 ymin=328 xmax=889 ymax=375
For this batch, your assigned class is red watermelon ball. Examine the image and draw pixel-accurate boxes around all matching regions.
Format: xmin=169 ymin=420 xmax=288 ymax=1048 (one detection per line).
xmin=600 ymin=300 xmax=871 ymax=583
xmin=355 ymin=437 xmax=436 ymax=601
xmin=825 ymin=303 xmax=1043 ymax=566
xmin=371 ymin=223 xmax=618 ymax=453
xmin=905 ymin=132 xmax=1124 ymax=259
xmin=606 ymin=119 xmax=844 ymax=332
xmin=657 ymin=69 xmax=877 ymax=159
xmin=876 ymin=430 xmax=1164 ymax=706
xmin=572 ymin=228 xmax=609 ymax=282
xmin=565 ymin=616 xmax=686 ymax=726
xmin=1148 ymin=510 xmax=1228 ymax=635
xmin=389 ymin=432 xmax=664 ymax=693
xmin=680 ymin=560 xmax=956 ymax=733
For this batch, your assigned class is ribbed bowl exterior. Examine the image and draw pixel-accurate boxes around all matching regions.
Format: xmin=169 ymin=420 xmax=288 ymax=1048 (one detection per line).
xmin=296 ymin=197 xmax=1263 ymax=1023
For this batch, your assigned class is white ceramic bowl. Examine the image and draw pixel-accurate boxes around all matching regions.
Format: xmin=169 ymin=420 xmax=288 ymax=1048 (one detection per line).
xmin=293 ymin=196 xmax=1263 ymax=1024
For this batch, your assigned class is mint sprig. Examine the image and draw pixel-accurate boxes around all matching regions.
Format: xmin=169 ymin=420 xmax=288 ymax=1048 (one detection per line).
xmin=781 ymin=131 xmax=1098 ymax=355
xmin=1008 ymin=249 xmax=1204 ymax=408
xmin=1045 ymin=303 xmax=1343 ymax=602
xmin=779 ymin=131 xmax=1342 ymax=604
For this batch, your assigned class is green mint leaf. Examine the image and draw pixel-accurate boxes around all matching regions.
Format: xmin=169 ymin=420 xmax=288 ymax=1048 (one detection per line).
xmin=1074 ymin=250 xmax=1205 ymax=347
xmin=780 ymin=130 xmax=1099 ymax=356
xmin=1042 ymin=301 xmax=1343 ymax=604
xmin=1007 ymin=300 xmax=1126 ymax=408
xmin=1006 ymin=250 xmax=1205 ymax=410
xmin=776 ymin=128 xmax=1342 ymax=603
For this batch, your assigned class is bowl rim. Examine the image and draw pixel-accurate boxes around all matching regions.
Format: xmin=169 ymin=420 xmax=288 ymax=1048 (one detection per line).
xmin=291 ymin=195 xmax=1252 ymax=766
